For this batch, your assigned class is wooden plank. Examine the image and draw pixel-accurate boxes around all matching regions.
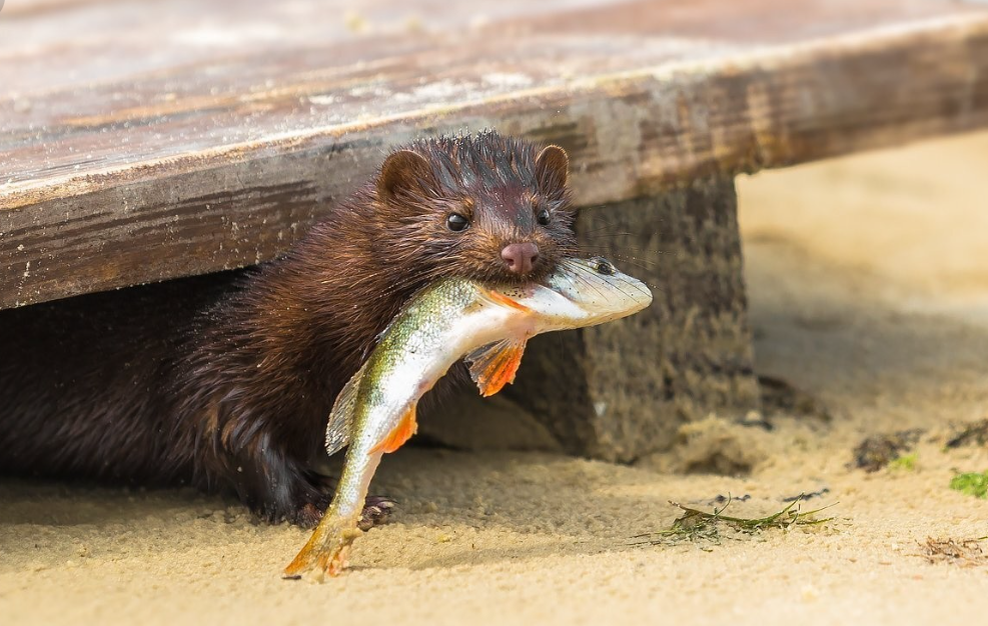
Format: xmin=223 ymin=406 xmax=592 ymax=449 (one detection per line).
xmin=2 ymin=0 xmax=988 ymax=308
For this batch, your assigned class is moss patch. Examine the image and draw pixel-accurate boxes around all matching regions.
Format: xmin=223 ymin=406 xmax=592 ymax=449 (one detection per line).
xmin=888 ymin=453 xmax=918 ymax=471
xmin=949 ymin=472 xmax=988 ymax=499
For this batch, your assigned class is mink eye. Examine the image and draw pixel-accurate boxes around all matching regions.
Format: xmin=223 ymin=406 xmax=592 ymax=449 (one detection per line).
xmin=536 ymin=208 xmax=551 ymax=225
xmin=446 ymin=213 xmax=470 ymax=232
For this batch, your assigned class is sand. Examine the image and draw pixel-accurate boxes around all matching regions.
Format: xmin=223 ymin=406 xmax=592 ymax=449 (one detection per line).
xmin=3 ymin=131 xmax=988 ymax=625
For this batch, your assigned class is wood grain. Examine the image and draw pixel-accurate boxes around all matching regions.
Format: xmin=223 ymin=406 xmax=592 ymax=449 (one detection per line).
xmin=1 ymin=0 xmax=987 ymax=308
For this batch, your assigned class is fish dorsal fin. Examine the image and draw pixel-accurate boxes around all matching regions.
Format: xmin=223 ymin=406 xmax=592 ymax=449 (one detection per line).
xmin=324 ymin=362 xmax=368 ymax=456
xmin=370 ymin=405 xmax=418 ymax=454
xmin=465 ymin=338 xmax=528 ymax=397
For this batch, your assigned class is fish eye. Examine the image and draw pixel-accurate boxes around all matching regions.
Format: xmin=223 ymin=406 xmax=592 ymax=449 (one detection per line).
xmin=591 ymin=258 xmax=614 ymax=275
xmin=536 ymin=208 xmax=551 ymax=226
xmin=446 ymin=213 xmax=470 ymax=232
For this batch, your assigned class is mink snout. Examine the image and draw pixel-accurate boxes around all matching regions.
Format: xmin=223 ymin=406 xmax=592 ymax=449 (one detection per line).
xmin=501 ymin=242 xmax=540 ymax=275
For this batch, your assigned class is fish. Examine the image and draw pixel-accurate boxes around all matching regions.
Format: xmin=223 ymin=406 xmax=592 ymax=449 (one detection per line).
xmin=283 ymin=256 xmax=652 ymax=580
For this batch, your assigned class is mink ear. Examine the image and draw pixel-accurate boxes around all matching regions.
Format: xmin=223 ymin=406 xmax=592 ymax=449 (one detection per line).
xmin=377 ymin=149 xmax=435 ymax=201
xmin=535 ymin=145 xmax=569 ymax=189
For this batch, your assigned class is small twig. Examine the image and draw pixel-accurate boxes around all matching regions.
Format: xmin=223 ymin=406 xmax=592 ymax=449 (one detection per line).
xmin=918 ymin=536 xmax=988 ymax=567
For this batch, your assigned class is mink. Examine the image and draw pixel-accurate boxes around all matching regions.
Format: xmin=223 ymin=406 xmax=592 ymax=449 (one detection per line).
xmin=0 ymin=131 xmax=576 ymax=526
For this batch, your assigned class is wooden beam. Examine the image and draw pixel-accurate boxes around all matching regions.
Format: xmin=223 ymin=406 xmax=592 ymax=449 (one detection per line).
xmin=2 ymin=1 xmax=988 ymax=309
xmin=506 ymin=179 xmax=759 ymax=461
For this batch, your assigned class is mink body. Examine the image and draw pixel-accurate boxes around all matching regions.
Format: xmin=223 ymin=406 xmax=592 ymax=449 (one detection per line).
xmin=0 ymin=132 xmax=575 ymax=525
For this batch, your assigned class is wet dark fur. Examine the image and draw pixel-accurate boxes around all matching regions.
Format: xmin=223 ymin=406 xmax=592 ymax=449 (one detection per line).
xmin=0 ymin=131 xmax=575 ymax=525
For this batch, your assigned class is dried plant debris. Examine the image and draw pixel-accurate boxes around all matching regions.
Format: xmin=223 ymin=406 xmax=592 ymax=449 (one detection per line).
xmin=709 ymin=494 xmax=751 ymax=505
xmin=945 ymin=419 xmax=988 ymax=449
xmin=632 ymin=497 xmax=835 ymax=546
xmin=920 ymin=537 xmax=988 ymax=567
xmin=852 ymin=430 xmax=924 ymax=472
xmin=949 ymin=471 xmax=988 ymax=499
xmin=757 ymin=375 xmax=833 ymax=423
xmin=782 ymin=488 xmax=830 ymax=502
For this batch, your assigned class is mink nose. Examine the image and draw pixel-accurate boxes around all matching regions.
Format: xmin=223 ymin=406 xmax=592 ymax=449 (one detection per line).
xmin=501 ymin=242 xmax=540 ymax=275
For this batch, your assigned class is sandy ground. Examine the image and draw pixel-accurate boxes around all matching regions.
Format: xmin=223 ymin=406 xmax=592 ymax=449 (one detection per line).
xmin=3 ymin=131 xmax=988 ymax=625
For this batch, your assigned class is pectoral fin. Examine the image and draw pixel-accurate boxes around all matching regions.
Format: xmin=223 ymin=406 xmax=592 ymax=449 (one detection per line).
xmin=324 ymin=362 xmax=367 ymax=456
xmin=370 ymin=406 xmax=418 ymax=454
xmin=479 ymin=288 xmax=532 ymax=312
xmin=465 ymin=338 xmax=527 ymax=397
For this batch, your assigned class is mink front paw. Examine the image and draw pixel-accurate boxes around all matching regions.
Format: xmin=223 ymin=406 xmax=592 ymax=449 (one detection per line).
xmin=291 ymin=494 xmax=397 ymax=529
xmin=357 ymin=495 xmax=397 ymax=530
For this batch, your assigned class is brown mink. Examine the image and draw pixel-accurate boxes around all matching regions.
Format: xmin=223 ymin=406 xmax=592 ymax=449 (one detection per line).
xmin=0 ymin=131 xmax=576 ymax=526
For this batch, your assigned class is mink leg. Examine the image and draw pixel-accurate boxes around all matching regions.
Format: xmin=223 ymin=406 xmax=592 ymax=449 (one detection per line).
xmin=210 ymin=434 xmax=397 ymax=528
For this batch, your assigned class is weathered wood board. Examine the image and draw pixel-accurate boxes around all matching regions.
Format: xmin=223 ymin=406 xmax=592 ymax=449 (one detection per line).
xmin=2 ymin=0 xmax=988 ymax=308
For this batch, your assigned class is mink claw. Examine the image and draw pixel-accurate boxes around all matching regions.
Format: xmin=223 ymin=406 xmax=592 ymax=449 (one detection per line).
xmin=358 ymin=495 xmax=397 ymax=530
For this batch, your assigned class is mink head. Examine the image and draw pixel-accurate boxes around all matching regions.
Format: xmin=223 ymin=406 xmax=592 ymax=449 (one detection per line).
xmin=374 ymin=131 xmax=576 ymax=286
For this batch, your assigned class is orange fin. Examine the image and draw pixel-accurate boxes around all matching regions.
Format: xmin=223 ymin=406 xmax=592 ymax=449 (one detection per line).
xmin=479 ymin=287 xmax=532 ymax=312
xmin=371 ymin=406 xmax=418 ymax=454
xmin=465 ymin=338 xmax=527 ymax=397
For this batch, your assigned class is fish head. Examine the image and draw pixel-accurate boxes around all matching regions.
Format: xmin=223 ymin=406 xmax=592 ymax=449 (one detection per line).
xmin=530 ymin=256 xmax=653 ymax=326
